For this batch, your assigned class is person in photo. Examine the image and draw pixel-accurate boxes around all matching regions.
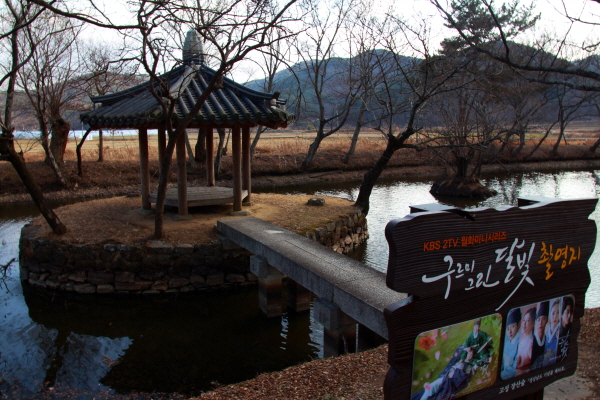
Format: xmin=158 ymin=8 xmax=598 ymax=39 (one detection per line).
xmin=516 ymin=306 xmax=535 ymax=375
xmin=413 ymin=319 xmax=494 ymax=400
xmin=557 ymin=296 xmax=574 ymax=361
xmin=531 ymin=301 xmax=549 ymax=370
xmin=501 ymin=308 xmax=521 ymax=380
xmin=544 ymin=298 xmax=561 ymax=367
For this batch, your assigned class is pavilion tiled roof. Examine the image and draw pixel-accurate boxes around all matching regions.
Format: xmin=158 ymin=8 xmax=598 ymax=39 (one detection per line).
xmin=80 ymin=59 xmax=294 ymax=130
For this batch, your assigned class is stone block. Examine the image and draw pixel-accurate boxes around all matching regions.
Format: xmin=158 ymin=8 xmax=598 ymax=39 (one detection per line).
xmin=190 ymin=275 xmax=206 ymax=288
xmin=313 ymin=298 xmax=356 ymax=330
xmin=97 ymin=284 xmax=115 ymax=294
xmin=120 ymin=249 xmax=143 ymax=262
xmin=226 ymin=273 xmax=245 ymax=283
xmin=307 ymin=197 xmax=325 ymax=206
xmin=65 ymin=282 xmax=74 ymax=292
xmin=340 ymin=226 xmax=348 ymax=238
xmin=29 ymin=279 xmax=46 ymax=288
xmin=245 ymin=272 xmax=257 ymax=282
xmin=206 ymin=272 xmax=224 ymax=286
xmin=168 ymin=264 xmax=191 ymax=278
xmin=115 ymin=271 xmax=135 ymax=283
xmin=88 ymin=271 xmax=114 ymax=285
xmin=191 ymin=266 xmax=210 ymax=276
xmin=146 ymin=241 xmax=173 ymax=254
xmin=139 ymin=270 xmax=165 ymax=281
xmin=180 ymin=285 xmax=195 ymax=293
xmin=46 ymin=280 xmax=60 ymax=290
xmin=194 ymin=244 xmax=214 ymax=256
xmin=68 ymin=271 xmax=87 ymax=283
xmin=100 ymin=251 xmax=117 ymax=262
xmin=143 ymin=254 xmax=171 ymax=268
xmin=142 ymin=289 xmax=160 ymax=295
xmin=74 ymin=283 xmax=96 ymax=294
xmin=175 ymin=244 xmax=194 ymax=254
xmin=50 ymin=266 xmax=63 ymax=275
xmin=58 ymin=273 xmax=70 ymax=283
xmin=115 ymin=281 xmax=152 ymax=291
xmin=169 ymin=278 xmax=190 ymax=288
xmin=151 ymin=281 xmax=169 ymax=291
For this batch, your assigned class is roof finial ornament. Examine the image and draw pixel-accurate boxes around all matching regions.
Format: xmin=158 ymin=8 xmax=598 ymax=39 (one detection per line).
xmin=183 ymin=29 xmax=204 ymax=65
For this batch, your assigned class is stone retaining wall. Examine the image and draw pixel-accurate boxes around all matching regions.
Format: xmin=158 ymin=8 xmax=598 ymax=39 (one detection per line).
xmin=19 ymin=210 xmax=368 ymax=295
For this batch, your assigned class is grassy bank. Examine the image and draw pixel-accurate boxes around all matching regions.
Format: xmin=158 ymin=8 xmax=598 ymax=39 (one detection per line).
xmin=2 ymin=128 xmax=600 ymax=203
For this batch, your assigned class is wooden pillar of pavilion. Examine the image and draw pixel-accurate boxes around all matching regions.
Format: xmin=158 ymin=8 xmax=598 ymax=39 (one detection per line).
xmin=205 ymin=128 xmax=215 ymax=186
xmin=138 ymin=128 xmax=151 ymax=210
xmin=176 ymin=132 xmax=188 ymax=216
xmin=158 ymin=127 xmax=166 ymax=173
xmin=232 ymin=126 xmax=242 ymax=212
xmin=242 ymin=126 xmax=251 ymax=204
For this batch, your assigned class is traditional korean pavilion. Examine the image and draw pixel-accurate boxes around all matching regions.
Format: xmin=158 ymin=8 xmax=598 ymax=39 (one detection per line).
xmin=80 ymin=30 xmax=295 ymax=216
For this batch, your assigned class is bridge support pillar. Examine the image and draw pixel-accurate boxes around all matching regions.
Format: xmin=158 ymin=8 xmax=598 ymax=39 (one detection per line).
xmin=287 ymin=279 xmax=311 ymax=312
xmin=357 ymin=323 xmax=387 ymax=352
xmin=314 ymin=298 xmax=357 ymax=357
xmin=250 ymin=255 xmax=283 ymax=317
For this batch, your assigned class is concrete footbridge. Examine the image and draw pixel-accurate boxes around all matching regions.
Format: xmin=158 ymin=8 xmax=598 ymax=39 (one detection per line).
xmin=216 ymin=217 xmax=406 ymax=355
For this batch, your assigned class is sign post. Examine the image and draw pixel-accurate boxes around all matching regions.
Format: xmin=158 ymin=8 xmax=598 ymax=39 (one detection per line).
xmin=383 ymin=197 xmax=597 ymax=399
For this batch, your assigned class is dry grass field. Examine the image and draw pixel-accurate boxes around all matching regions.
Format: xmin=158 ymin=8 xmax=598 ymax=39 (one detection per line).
xmin=2 ymin=123 xmax=599 ymax=203
xmin=12 ymin=123 xmax=600 ymax=164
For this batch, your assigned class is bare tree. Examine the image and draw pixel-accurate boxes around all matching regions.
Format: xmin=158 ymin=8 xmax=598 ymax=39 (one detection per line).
xmin=249 ymin=34 xmax=291 ymax=159
xmin=292 ymin=0 xmax=361 ymax=169
xmin=18 ymin=11 xmax=83 ymax=185
xmin=0 ymin=0 xmax=67 ymax=234
xmin=431 ymin=0 xmax=600 ymax=91
xmin=354 ymin=15 xmax=467 ymax=213
xmin=28 ymin=0 xmax=301 ymax=239
xmin=340 ymin=1 xmax=391 ymax=163
xmin=75 ymin=39 xmax=140 ymax=171
xmin=133 ymin=0 xmax=300 ymax=238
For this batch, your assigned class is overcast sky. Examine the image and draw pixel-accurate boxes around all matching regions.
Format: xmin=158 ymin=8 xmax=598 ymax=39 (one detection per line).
xmin=80 ymin=0 xmax=600 ymax=83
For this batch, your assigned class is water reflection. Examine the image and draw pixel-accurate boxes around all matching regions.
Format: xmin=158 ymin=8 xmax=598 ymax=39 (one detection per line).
xmin=1 ymin=169 xmax=599 ymax=397
xmin=0 ymin=215 xmax=320 ymax=398
xmin=259 ymin=170 xmax=600 ymax=307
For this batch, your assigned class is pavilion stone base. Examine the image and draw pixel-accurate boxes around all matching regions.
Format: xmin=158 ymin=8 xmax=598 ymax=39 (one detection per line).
xmin=19 ymin=210 xmax=367 ymax=296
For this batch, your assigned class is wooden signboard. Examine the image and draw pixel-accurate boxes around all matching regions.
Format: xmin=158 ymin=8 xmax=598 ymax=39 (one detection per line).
xmin=383 ymin=196 xmax=597 ymax=399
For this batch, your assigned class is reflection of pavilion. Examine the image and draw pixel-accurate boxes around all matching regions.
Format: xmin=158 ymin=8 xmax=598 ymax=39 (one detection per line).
xmin=80 ymin=30 xmax=295 ymax=215
xmin=17 ymin=286 xmax=315 ymax=395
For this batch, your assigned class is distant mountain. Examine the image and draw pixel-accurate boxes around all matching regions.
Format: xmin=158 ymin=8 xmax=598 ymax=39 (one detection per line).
xmin=244 ymin=50 xmax=420 ymax=127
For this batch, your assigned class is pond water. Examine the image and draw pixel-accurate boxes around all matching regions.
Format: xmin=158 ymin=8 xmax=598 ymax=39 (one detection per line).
xmin=1 ymin=169 xmax=599 ymax=397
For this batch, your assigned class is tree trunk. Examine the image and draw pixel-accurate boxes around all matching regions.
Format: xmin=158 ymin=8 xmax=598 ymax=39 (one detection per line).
xmin=184 ymin=129 xmax=197 ymax=169
xmin=0 ymin=132 xmax=67 ymax=235
xmin=527 ymin=123 xmax=556 ymax=159
xmin=39 ymin=118 xmax=68 ymax=186
xmin=76 ymin=128 xmax=93 ymax=177
xmin=342 ymin=105 xmax=366 ymax=164
xmin=97 ymin=129 xmax=104 ymax=162
xmin=250 ymin=126 xmax=266 ymax=159
xmin=153 ymin=132 xmax=178 ymax=239
xmin=214 ymin=128 xmax=226 ymax=177
xmin=301 ymin=133 xmax=324 ymax=170
xmin=456 ymin=156 xmax=469 ymax=179
xmin=354 ymin=140 xmax=397 ymax=215
xmin=551 ymin=127 xmax=565 ymax=156
xmin=49 ymin=115 xmax=70 ymax=166
xmin=511 ymin=130 xmax=526 ymax=157
xmin=590 ymin=136 xmax=600 ymax=152
xmin=195 ymin=128 xmax=207 ymax=165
